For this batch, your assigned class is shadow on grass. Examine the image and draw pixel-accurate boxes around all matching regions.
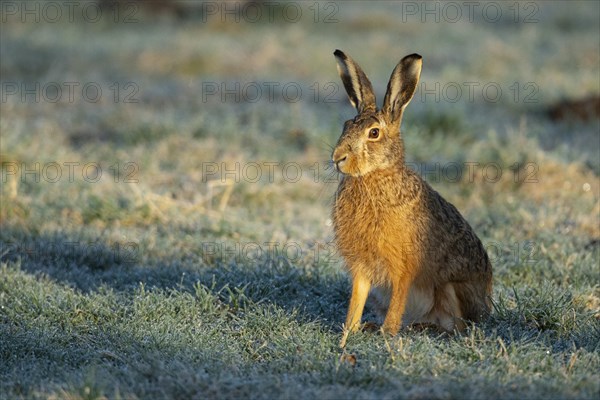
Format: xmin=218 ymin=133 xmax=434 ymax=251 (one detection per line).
xmin=0 ymin=313 xmax=317 ymax=399
xmin=0 ymin=225 xmax=351 ymax=397
xmin=2 ymin=225 xmax=599 ymax=353
xmin=0 ymin=225 xmax=349 ymax=330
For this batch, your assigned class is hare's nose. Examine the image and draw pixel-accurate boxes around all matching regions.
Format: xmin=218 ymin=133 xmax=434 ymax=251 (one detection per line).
xmin=333 ymin=154 xmax=347 ymax=170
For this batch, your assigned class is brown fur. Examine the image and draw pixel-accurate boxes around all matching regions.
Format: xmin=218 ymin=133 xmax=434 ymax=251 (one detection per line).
xmin=331 ymin=50 xmax=492 ymax=346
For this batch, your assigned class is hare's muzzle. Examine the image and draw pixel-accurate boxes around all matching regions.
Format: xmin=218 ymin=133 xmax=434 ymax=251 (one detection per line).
xmin=332 ymin=150 xmax=348 ymax=172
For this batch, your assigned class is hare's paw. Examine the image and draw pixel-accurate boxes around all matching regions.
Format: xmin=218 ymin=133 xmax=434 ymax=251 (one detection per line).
xmin=409 ymin=322 xmax=452 ymax=337
xmin=361 ymin=321 xmax=381 ymax=332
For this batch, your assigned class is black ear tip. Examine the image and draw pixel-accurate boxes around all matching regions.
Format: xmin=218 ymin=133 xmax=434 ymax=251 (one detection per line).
xmin=334 ymin=49 xmax=345 ymax=58
xmin=400 ymin=53 xmax=423 ymax=65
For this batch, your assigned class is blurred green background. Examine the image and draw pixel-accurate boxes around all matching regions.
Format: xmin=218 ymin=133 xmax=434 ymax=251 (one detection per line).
xmin=1 ymin=1 xmax=599 ymax=399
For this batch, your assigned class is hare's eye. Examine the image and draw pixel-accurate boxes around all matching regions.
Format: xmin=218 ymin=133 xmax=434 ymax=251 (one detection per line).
xmin=368 ymin=128 xmax=380 ymax=139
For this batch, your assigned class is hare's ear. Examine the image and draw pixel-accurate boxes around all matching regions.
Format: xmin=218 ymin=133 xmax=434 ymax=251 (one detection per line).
xmin=382 ymin=54 xmax=422 ymax=122
xmin=334 ymin=50 xmax=376 ymax=113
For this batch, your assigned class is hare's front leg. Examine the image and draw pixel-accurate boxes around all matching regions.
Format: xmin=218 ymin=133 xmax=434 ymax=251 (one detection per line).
xmin=340 ymin=272 xmax=370 ymax=347
xmin=382 ymin=277 xmax=412 ymax=336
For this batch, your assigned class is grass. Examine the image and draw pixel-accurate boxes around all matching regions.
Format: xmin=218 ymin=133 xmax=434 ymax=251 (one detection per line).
xmin=1 ymin=1 xmax=599 ymax=399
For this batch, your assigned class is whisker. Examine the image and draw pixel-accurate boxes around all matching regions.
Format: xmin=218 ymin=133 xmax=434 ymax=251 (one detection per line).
xmin=314 ymin=159 xmax=341 ymax=203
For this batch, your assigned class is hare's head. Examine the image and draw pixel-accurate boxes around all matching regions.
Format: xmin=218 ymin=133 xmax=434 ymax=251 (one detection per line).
xmin=332 ymin=50 xmax=422 ymax=176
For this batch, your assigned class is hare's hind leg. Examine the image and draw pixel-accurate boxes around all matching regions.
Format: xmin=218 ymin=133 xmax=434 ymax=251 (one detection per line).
xmin=425 ymin=283 xmax=466 ymax=332
xmin=453 ymin=278 xmax=492 ymax=322
xmin=372 ymin=283 xmax=437 ymax=332
xmin=402 ymin=284 xmax=435 ymax=327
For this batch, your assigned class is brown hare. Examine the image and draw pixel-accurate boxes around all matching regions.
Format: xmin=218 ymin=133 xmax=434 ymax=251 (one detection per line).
xmin=331 ymin=50 xmax=493 ymax=347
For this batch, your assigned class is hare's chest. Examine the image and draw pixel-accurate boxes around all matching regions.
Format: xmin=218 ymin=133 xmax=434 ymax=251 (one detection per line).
xmin=333 ymin=196 xmax=421 ymax=284
xmin=333 ymin=184 xmax=418 ymax=260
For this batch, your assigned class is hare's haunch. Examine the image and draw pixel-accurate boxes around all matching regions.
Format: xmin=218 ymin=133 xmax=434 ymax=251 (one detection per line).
xmin=331 ymin=50 xmax=492 ymax=347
